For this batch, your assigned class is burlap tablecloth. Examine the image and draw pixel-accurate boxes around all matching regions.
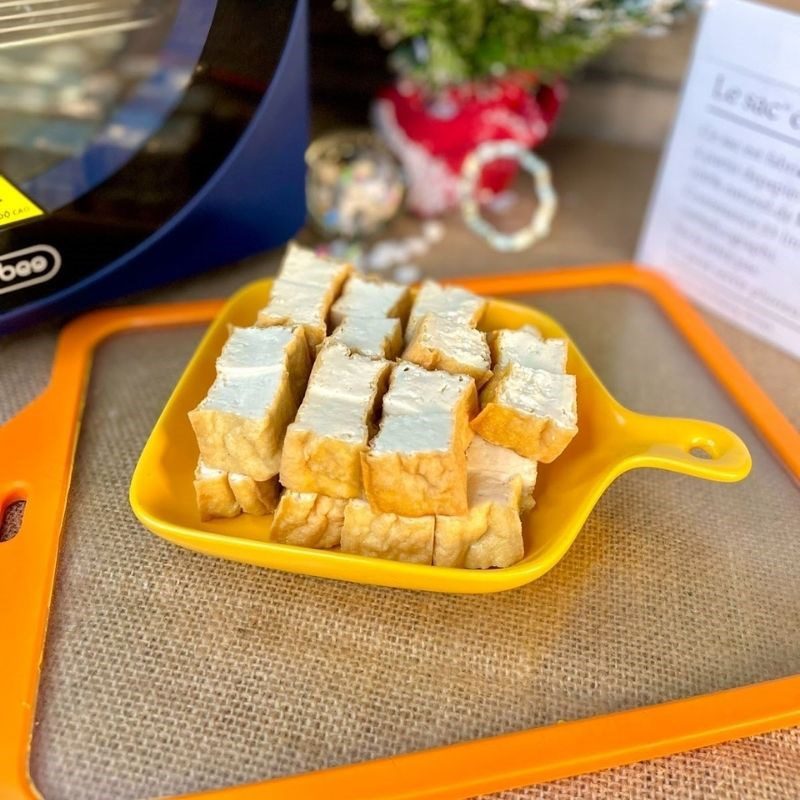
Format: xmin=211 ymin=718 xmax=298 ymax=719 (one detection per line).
xmin=1 ymin=137 xmax=798 ymax=799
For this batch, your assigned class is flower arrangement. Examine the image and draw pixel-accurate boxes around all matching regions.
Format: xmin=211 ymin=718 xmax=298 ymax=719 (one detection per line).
xmin=338 ymin=0 xmax=691 ymax=89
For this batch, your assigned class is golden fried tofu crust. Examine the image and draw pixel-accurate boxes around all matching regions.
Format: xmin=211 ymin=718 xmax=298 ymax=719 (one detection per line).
xmin=434 ymin=473 xmax=523 ymax=568
xmin=341 ymin=499 xmax=434 ymax=564
xmin=361 ymin=446 xmax=469 ymax=516
xmin=229 ymin=473 xmax=280 ymax=515
xmin=270 ymin=491 xmax=347 ymax=549
xmin=193 ymin=463 xmax=240 ymax=521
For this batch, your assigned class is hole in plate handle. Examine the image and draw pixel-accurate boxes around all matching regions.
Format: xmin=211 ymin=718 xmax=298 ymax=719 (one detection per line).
xmin=689 ymin=446 xmax=713 ymax=460
xmin=0 ymin=499 xmax=25 ymax=542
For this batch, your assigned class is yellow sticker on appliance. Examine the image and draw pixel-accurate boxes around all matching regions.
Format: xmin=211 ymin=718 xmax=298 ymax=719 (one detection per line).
xmin=0 ymin=176 xmax=43 ymax=229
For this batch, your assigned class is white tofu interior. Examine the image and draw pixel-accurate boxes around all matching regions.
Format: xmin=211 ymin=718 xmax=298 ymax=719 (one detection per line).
xmin=410 ymin=314 xmax=489 ymax=373
xmin=198 ymin=372 xmax=284 ymax=420
xmin=382 ymin=362 xmax=474 ymax=417
xmin=257 ymin=244 xmax=351 ymax=343
xmin=216 ymin=326 xmax=295 ymax=377
xmin=308 ymin=341 xmax=388 ymax=403
xmin=195 ymin=460 xmax=226 ymax=479
xmin=371 ymin=412 xmax=454 ymax=454
xmin=262 ymin=278 xmax=330 ymax=327
xmin=467 ymin=436 xmax=536 ymax=509
xmin=329 ymin=316 xmax=401 ymax=358
xmin=289 ymin=342 xmax=389 ymax=441
xmin=331 ymin=275 xmax=408 ymax=323
xmin=493 ymin=327 xmax=568 ymax=374
xmin=407 ymin=281 xmax=485 ymax=338
xmin=278 ymin=241 xmax=350 ymax=285
xmin=292 ymin=395 xmax=373 ymax=442
xmin=467 ymin=471 xmax=518 ymax=508
xmin=495 ymin=366 xmax=577 ymax=428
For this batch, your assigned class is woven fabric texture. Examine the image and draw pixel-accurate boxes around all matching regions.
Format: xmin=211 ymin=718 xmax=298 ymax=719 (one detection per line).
xmin=487 ymin=727 xmax=800 ymax=799
xmin=2 ymin=284 xmax=797 ymax=799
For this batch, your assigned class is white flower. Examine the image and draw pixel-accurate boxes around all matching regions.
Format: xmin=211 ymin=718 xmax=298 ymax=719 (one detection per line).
xmin=340 ymin=0 xmax=382 ymax=31
xmin=499 ymin=0 xmax=686 ymax=34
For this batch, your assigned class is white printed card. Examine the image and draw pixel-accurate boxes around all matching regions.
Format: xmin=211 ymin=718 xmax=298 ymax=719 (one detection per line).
xmin=637 ymin=0 xmax=800 ymax=359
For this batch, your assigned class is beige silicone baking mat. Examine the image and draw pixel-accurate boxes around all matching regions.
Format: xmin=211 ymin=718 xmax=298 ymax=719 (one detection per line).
xmin=9 ymin=285 xmax=799 ymax=800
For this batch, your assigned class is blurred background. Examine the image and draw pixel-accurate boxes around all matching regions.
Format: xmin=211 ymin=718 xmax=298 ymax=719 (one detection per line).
xmin=1 ymin=0 xmax=797 ymax=422
xmin=302 ymin=0 xmax=698 ymax=272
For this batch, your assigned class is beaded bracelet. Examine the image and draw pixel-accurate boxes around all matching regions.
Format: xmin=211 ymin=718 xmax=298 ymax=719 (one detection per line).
xmin=459 ymin=140 xmax=557 ymax=252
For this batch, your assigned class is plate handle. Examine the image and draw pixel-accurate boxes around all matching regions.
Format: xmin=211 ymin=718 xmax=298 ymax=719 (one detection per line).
xmin=622 ymin=412 xmax=752 ymax=483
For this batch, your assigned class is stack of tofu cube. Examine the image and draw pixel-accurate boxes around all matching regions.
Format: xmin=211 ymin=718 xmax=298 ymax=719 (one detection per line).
xmin=189 ymin=243 xmax=577 ymax=569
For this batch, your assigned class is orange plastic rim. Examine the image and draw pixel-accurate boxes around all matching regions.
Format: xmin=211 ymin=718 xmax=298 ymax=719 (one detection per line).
xmin=1 ymin=265 xmax=798 ymax=800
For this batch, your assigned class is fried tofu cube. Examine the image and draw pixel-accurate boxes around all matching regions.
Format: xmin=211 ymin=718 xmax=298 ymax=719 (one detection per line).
xmin=281 ymin=397 xmax=375 ymax=498
xmin=229 ymin=473 xmax=280 ymax=515
xmin=217 ymin=324 xmax=311 ymax=403
xmin=406 ymin=280 xmax=486 ymax=340
xmin=432 ymin=505 xmax=488 ymax=568
xmin=307 ymin=340 xmax=392 ymax=403
xmin=329 ymin=274 xmax=411 ymax=327
xmin=403 ymin=313 xmax=492 ymax=386
xmin=190 ymin=324 xmax=312 ymax=482
xmin=270 ymin=491 xmax=347 ymax=549
xmin=490 ymin=326 xmax=568 ymax=374
xmin=381 ymin=362 xmax=477 ymax=445
xmin=362 ymin=414 xmax=470 ymax=516
xmin=277 ymin=242 xmax=349 ymax=284
xmin=463 ymin=510 xmax=523 ymax=569
xmin=280 ymin=343 xmax=391 ymax=498
xmin=471 ymin=364 xmax=577 ymax=463
xmin=467 ymin=435 xmax=537 ymax=512
xmin=340 ymin=499 xmax=434 ymax=564
xmin=362 ymin=364 xmax=477 ymax=516
xmin=434 ymin=473 xmax=523 ymax=569
xmin=194 ymin=461 xmax=240 ymax=520
xmin=189 ymin=369 xmax=299 ymax=480
xmin=328 ymin=316 xmax=403 ymax=360
xmin=256 ymin=243 xmax=353 ymax=346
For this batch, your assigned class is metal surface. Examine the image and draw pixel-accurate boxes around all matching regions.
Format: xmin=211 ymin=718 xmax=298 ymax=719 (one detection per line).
xmin=0 ymin=0 xmax=157 ymax=50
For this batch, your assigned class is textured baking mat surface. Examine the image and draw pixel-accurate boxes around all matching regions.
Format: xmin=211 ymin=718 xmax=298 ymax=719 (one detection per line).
xmin=16 ymin=287 xmax=799 ymax=800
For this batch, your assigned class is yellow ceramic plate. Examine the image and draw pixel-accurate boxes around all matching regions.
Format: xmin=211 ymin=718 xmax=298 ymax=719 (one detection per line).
xmin=130 ymin=279 xmax=751 ymax=594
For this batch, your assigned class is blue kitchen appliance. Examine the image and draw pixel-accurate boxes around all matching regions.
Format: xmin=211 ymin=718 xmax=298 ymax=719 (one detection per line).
xmin=0 ymin=0 xmax=308 ymax=333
